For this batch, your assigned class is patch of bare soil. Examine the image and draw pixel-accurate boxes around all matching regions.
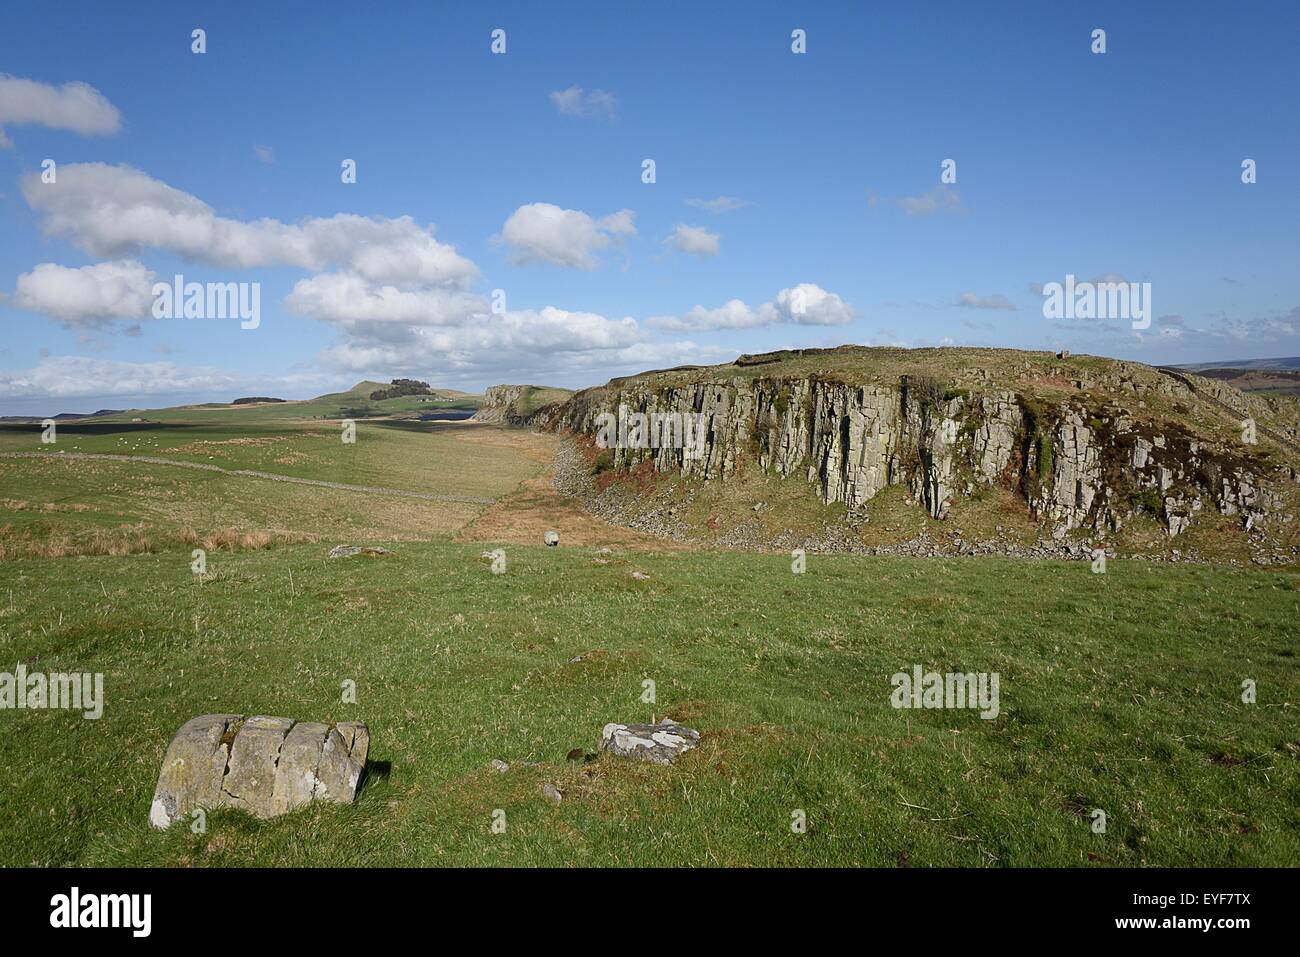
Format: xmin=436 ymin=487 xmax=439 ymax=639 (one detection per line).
xmin=456 ymin=468 xmax=689 ymax=550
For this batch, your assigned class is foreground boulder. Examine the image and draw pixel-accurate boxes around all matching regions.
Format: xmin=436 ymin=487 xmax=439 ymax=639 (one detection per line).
xmin=600 ymin=718 xmax=700 ymax=765
xmin=149 ymin=714 xmax=369 ymax=828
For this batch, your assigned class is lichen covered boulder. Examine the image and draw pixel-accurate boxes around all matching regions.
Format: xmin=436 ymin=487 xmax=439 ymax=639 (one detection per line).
xmin=149 ymin=714 xmax=370 ymax=828
xmin=600 ymin=718 xmax=700 ymax=765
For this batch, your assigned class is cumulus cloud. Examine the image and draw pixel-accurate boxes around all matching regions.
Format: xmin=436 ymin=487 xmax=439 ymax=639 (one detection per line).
xmin=549 ymin=86 xmax=617 ymax=119
xmin=0 ymin=75 xmax=122 ymax=147
xmin=21 ymin=163 xmax=478 ymax=286
xmin=648 ymin=283 xmax=854 ymax=332
xmin=498 ymin=202 xmax=636 ymax=269
xmin=684 ymin=196 xmax=751 ymax=214
xmin=13 ymin=260 xmax=155 ymax=325
xmin=896 ymin=186 xmax=964 ymax=217
xmin=665 ymin=224 xmax=721 ymax=258
xmin=954 ymin=292 xmax=1015 ymax=311
xmin=284 ymin=273 xmax=488 ymax=327
xmin=318 ymin=308 xmax=622 ymax=368
xmin=597 ymin=209 xmax=637 ymax=235
xmin=317 ymin=322 xmax=730 ymax=384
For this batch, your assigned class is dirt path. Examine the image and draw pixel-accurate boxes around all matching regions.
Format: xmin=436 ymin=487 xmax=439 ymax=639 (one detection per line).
xmin=0 ymin=451 xmax=496 ymax=504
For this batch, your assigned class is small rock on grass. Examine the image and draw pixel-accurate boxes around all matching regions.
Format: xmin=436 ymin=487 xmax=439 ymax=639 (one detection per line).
xmin=489 ymin=759 xmax=509 ymax=773
xmin=600 ymin=718 xmax=700 ymax=766
xmin=329 ymin=545 xmax=392 ymax=559
xmin=541 ymin=782 xmax=563 ymax=805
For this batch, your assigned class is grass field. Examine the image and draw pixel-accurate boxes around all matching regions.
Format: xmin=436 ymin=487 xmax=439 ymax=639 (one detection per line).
xmin=0 ymin=404 xmax=1297 ymax=867
xmin=1 ymin=544 xmax=1296 ymax=867
xmin=0 ymin=418 xmax=550 ymax=557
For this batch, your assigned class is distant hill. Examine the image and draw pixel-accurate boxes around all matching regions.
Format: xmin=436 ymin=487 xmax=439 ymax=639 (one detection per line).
xmin=1188 ymin=368 xmax=1300 ymax=396
xmin=0 ymin=409 xmax=123 ymax=424
xmin=1178 ymin=357 xmax=1300 ymax=372
xmin=34 ymin=380 xmax=484 ymax=425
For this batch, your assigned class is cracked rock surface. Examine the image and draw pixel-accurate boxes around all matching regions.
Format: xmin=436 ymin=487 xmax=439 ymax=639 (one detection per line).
xmin=150 ymin=714 xmax=369 ymax=828
xmin=600 ymin=718 xmax=701 ymax=765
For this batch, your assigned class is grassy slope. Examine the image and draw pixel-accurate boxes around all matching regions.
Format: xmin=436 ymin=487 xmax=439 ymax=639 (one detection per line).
xmin=0 ymin=544 xmax=1295 ymax=867
xmin=90 ymin=380 xmax=482 ymax=425
xmin=0 ymin=420 xmax=527 ymax=494
xmin=513 ymin=386 xmax=574 ymax=417
xmin=0 ymin=419 xmax=545 ymax=557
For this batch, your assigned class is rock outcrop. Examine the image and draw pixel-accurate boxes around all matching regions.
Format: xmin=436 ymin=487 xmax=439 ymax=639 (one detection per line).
xmin=527 ymin=348 xmax=1295 ymax=543
xmin=472 ymin=385 xmax=531 ymax=424
xmin=150 ymin=714 xmax=370 ymax=827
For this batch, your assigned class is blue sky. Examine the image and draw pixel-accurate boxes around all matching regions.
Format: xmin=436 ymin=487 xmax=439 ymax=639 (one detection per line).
xmin=1 ymin=0 xmax=1297 ymax=414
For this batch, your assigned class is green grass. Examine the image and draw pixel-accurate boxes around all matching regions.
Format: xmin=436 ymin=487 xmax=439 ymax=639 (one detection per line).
xmin=0 ymin=419 xmax=537 ymax=495
xmin=513 ymin=386 xmax=574 ymax=416
xmin=1 ymin=544 xmax=1295 ymax=867
xmin=85 ymin=380 xmax=482 ymax=424
xmin=0 ymin=418 xmax=546 ymax=557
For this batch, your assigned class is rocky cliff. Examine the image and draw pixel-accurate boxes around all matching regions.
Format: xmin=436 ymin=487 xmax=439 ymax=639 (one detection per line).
xmin=522 ymin=347 xmax=1298 ymax=554
xmin=473 ymin=384 xmax=574 ymax=425
xmin=472 ymin=385 xmax=531 ymax=424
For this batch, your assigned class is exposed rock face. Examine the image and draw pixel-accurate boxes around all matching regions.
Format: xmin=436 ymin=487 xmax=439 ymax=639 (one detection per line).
xmin=472 ymin=385 xmax=530 ymax=424
xmin=601 ymin=719 xmax=700 ymax=765
xmin=150 ymin=714 xmax=370 ymax=828
xmin=532 ymin=361 xmax=1287 ymax=540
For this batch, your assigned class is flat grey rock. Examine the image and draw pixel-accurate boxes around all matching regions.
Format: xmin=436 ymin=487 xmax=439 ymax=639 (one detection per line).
xmin=600 ymin=718 xmax=700 ymax=765
xmin=328 ymin=545 xmax=392 ymax=558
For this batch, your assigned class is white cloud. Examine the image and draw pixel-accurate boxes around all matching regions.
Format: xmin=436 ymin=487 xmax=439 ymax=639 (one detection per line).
xmin=549 ymin=86 xmax=617 ymax=119
xmin=21 ymin=163 xmax=478 ymax=286
xmin=597 ymin=209 xmax=637 ymax=235
xmin=648 ymin=283 xmax=853 ymax=332
xmin=0 ymin=355 xmax=320 ymax=401
xmin=318 ymin=322 xmax=730 ymax=385
xmin=0 ymin=75 xmax=122 ymax=147
xmin=284 ymin=273 xmax=487 ymax=326
xmin=955 ymin=292 xmax=1015 ymax=311
xmin=666 ymin=224 xmax=721 ymax=258
xmin=253 ymin=144 xmax=275 ymax=165
xmin=498 ymin=203 xmax=635 ymax=269
xmin=684 ymin=196 xmax=751 ymax=214
xmin=13 ymin=260 xmax=155 ymax=325
xmin=897 ymin=186 xmax=964 ymax=217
